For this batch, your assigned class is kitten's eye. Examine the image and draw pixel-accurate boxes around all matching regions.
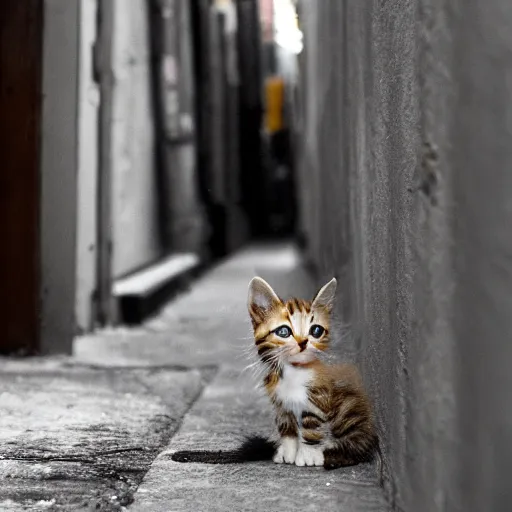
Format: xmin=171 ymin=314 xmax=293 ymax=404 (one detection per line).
xmin=310 ymin=325 xmax=325 ymax=339
xmin=274 ymin=325 xmax=292 ymax=338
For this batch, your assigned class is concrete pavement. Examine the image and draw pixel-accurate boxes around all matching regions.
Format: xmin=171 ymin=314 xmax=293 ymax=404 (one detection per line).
xmin=0 ymin=244 xmax=388 ymax=511
xmin=0 ymin=358 xmax=210 ymax=510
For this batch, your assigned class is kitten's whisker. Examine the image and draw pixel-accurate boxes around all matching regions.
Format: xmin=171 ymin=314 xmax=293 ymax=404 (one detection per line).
xmin=234 ymin=348 xmax=257 ymax=361
xmin=241 ymin=360 xmax=261 ymax=373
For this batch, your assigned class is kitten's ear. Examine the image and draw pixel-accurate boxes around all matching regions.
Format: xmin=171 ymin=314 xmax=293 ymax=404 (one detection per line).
xmin=248 ymin=277 xmax=281 ymax=323
xmin=311 ymin=278 xmax=337 ymax=311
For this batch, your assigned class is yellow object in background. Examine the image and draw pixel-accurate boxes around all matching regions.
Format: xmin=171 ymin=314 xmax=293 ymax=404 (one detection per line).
xmin=265 ymin=76 xmax=285 ymax=134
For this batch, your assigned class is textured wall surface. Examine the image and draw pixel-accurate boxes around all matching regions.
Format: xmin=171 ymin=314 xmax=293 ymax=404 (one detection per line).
xmin=297 ymin=1 xmax=512 ymax=510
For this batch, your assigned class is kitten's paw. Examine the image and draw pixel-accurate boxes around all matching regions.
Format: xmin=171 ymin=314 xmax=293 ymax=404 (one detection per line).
xmin=273 ymin=437 xmax=298 ymax=464
xmin=295 ymin=444 xmax=324 ymax=467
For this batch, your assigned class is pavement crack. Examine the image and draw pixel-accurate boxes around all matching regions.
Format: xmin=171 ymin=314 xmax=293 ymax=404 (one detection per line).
xmin=0 ymin=447 xmax=150 ymax=464
xmin=63 ymin=362 xmax=218 ymax=373
xmin=1 ymin=456 xmax=96 ymax=464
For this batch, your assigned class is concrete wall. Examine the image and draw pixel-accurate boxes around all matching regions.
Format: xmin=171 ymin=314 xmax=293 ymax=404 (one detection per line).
xmin=111 ymin=0 xmax=162 ymax=278
xmin=76 ymin=0 xmax=161 ymax=327
xmin=159 ymin=0 xmax=207 ymax=254
xmin=40 ymin=0 xmax=80 ymax=353
xmin=298 ymin=1 xmax=512 ymax=510
xmin=76 ymin=0 xmax=100 ymax=333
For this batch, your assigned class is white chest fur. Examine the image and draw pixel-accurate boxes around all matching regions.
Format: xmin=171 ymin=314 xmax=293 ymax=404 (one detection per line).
xmin=275 ymin=365 xmax=313 ymax=417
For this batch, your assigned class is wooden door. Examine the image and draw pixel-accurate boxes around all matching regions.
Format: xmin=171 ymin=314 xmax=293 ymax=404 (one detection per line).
xmin=0 ymin=1 xmax=43 ymax=353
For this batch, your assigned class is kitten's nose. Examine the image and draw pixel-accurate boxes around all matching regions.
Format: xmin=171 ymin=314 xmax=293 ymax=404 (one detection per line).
xmin=298 ymin=339 xmax=308 ymax=352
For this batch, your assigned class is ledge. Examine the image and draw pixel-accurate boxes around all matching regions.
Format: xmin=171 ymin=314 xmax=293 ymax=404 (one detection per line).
xmin=113 ymin=253 xmax=201 ymax=325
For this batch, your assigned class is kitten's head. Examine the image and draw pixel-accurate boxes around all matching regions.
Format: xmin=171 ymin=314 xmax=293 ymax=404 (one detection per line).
xmin=247 ymin=277 xmax=337 ymax=367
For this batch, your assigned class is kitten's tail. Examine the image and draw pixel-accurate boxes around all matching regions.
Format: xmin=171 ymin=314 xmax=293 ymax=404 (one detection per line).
xmin=171 ymin=436 xmax=277 ymax=464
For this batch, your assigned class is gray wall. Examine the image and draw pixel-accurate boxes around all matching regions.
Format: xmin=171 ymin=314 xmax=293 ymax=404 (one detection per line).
xmin=111 ymin=0 xmax=162 ymax=278
xmin=40 ymin=0 xmax=80 ymax=353
xmin=298 ymin=1 xmax=512 ymax=511
xmin=76 ymin=0 xmax=100 ymax=333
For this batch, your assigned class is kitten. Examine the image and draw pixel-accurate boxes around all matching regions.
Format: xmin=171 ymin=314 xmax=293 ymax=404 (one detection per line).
xmin=171 ymin=277 xmax=379 ymax=471
xmin=248 ymin=276 xmax=378 ymax=469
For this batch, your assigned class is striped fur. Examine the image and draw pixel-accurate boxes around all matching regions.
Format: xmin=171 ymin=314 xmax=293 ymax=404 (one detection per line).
xmin=248 ymin=277 xmax=378 ymax=469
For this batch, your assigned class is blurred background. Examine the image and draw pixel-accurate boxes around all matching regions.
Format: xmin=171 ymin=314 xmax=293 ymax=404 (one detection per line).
xmin=1 ymin=1 xmax=512 ymax=511
xmin=1 ymin=0 xmax=307 ymax=338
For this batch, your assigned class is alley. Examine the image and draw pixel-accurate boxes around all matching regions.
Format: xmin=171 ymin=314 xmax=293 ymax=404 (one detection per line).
xmin=2 ymin=0 xmax=512 ymax=510
xmin=0 ymin=244 xmax=387 ymax=511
